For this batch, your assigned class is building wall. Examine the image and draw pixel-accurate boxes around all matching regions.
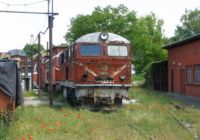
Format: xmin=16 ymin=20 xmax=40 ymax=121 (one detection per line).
xmin=168 ymin=39 xmax=200 ymax=97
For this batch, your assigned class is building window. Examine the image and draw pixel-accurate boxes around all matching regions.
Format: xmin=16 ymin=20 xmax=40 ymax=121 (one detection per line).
xmin=187 ymin=65 xmax=193 ymax=84
xmin=195 ymin=64 xmax=200 ymax=84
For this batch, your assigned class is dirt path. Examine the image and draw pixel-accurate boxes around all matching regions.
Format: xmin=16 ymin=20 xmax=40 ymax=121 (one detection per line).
xmin=23 ymin=97 xmax=64 ymax=106
xmin=166 ymin=92 xmax=200 ymax=110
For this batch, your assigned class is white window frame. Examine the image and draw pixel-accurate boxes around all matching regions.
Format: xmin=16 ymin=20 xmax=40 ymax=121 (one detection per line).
xmin=195 ymin=64 xmax=200 ymax=84
xmin=107 ymin=45 xmax=128 ymax=57
xmin=186 ymin=65 xmax=193 ymax=84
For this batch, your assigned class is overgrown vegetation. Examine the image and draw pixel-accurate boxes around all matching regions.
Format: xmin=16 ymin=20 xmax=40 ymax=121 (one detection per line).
xmin=132 ymin=74 xmax=145 ymax=81
xmin=1 ymin=88 xmax=200 ymax=140
xmin=23 ymin=90 xmax=37 ymax=97
xmin=23 ymin=44 xmax=44 ymax=57
xmin=166 ymin=9 xmax=200 ymax=44
xmin=0 ymin=110 xmax=15 ymax=139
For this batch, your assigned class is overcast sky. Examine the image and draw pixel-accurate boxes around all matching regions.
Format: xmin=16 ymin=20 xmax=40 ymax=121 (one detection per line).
xmin=0 ymin=0 xmax=199 ymax=52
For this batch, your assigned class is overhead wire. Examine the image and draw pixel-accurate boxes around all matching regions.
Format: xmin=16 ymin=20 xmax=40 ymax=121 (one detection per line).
xmin=32 ymin=26 xmax=49 ymax=44
xmin=0 ymin=0 xmax=47 ymax=7
xmin=0 ymin=0 xmax=52 ymax=44
xmin=0 ymin=0 xmax=55 ymax=52
xmin=0 ymin=1 xmax=7 ymax=6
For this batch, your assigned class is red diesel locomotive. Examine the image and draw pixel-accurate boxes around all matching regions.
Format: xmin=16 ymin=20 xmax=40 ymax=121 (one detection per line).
xmin=59 ymin=32 xmax=132 ymax=104
xmin=44 ymin=52 xmax=62 ymax=88
xmin=33 ymin=50 xmax=64 ymax=90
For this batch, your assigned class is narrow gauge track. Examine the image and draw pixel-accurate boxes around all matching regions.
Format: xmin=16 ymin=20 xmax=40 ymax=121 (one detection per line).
xmin=65 ymin=92 xmax=199 ymax=139
xmin=166 ymin=103 xmax=200 ymax=140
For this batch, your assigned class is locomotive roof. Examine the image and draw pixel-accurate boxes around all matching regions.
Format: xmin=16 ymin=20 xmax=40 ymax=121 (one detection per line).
xmin=75 ymin=32 xmax=130 ymax=44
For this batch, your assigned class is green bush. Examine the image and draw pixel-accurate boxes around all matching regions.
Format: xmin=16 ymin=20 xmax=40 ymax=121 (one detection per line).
xmin=132 ymin=74 xmax=145 ymax=81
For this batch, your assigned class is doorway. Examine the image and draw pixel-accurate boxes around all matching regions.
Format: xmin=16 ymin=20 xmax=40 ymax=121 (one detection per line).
xmin=171 ymin=69 xmax=174 ymax=92
xmin=180 ymin=69 xmax=185 ymax=94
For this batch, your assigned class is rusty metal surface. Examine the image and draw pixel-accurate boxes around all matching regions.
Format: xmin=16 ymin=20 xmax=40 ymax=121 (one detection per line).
xmin=39 ymin=32 xmax=132 ymax=104
xmin=0 ymin=88 xmax=15 ymax=111
xmin=60 ymin=33 xmax=131 ymax=86
xmin=49 ymin=48 xmax=131 ymax=86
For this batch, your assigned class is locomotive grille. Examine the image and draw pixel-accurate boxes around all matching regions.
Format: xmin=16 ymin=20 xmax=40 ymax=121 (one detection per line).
xmin=95 ymin=76 xmax=114 ymax=83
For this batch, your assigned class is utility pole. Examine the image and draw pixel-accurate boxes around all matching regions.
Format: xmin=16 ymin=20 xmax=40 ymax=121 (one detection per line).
xmin=46 ymin=42 xmax=49 ymax=56
xmin=38 ymin=33 xmax=41 ymax=99
xmin=48 ymin=0 xmax=54 ymax=106
xmin=30 ymin=34 xmax=34 ymax=90
xmin=48 ymin=15 xmax=53 ymax=106
xmin=0 ymin=0 xmax=58 ymax=105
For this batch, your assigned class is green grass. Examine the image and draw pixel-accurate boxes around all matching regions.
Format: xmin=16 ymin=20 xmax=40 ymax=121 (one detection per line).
xmin=1 ymin=88 xmax=200 ymax=140
xmin=129 ymin=88 xmax=173 ymax=104
xmin=132 ymin=74 xmax=145 ymax=81
xmin=23 ymin=90 xmax=37 ymax=97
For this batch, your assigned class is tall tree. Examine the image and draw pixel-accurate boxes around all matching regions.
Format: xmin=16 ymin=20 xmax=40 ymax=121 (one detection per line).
xmin=65 ymin=4 xmax=137 ymax=43
xmin=23 ymin=43 xmax=44 ymax=57
xmin=65 ymin=5 xmax=166 ymax=74
xmin=172 ymin=9 xmax=200 ymax=42
xmin=131 ymin=13 xmax=166 ymax=74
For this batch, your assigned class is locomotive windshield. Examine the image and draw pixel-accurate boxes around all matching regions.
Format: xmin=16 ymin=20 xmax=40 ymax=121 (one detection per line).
xmin=107 ymin=45 xmax=128 ymax=56
xmin=80 ymin=44 xmax=101 ymax=56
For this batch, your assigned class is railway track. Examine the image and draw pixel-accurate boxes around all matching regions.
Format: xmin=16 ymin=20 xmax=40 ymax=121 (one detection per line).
xmin=166 ymin=103 xmax=200 ymax=140
xmin=65 ymin=94 xmax=200 ymax=139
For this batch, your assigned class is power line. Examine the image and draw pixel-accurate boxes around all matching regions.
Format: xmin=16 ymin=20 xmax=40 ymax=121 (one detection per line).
xmin=0 ymin=1 xmax=6 ymax=6
xmin=0 ymin=0 xmax=47 ymax=7
xmin=32 ymin=26 xmax=49 ymax=44
xmin=0 ymin=10 xmax=58 ymax=15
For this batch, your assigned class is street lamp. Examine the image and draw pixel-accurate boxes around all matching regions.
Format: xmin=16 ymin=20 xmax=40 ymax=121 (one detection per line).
xmin=30 ymin=34 xmax=34 ymax=90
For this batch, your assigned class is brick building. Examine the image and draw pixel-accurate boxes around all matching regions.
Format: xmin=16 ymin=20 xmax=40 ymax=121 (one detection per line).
xmin=163 ymin=34 xmax=200 ymax=97
xmin=8 ymin=49 xmax=32 ymax=90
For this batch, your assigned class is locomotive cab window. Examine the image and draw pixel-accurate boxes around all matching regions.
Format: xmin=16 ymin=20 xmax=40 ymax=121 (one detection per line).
xmin=107 ymin=45 xmax=128 ymax=56
xmin=80 ymin=44 xmax=101 ymax=56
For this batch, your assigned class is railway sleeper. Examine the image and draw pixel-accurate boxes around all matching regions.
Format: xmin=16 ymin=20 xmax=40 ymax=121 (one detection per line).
xmin=166 ymin=106 xmax=200 ymax=140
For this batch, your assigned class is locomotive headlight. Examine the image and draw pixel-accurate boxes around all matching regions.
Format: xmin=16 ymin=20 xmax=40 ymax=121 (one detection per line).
xmin=82 ymin=73 xmax=88 ymax=80
xmin=99 ymin=32 xmax=109 ymax=41
xmin=120 ymin=75 xmax=126 ymax=80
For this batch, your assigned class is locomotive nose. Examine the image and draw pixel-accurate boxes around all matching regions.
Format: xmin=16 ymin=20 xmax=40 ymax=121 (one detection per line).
xmin=94 ymin=64 xmax=113 ymax=83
